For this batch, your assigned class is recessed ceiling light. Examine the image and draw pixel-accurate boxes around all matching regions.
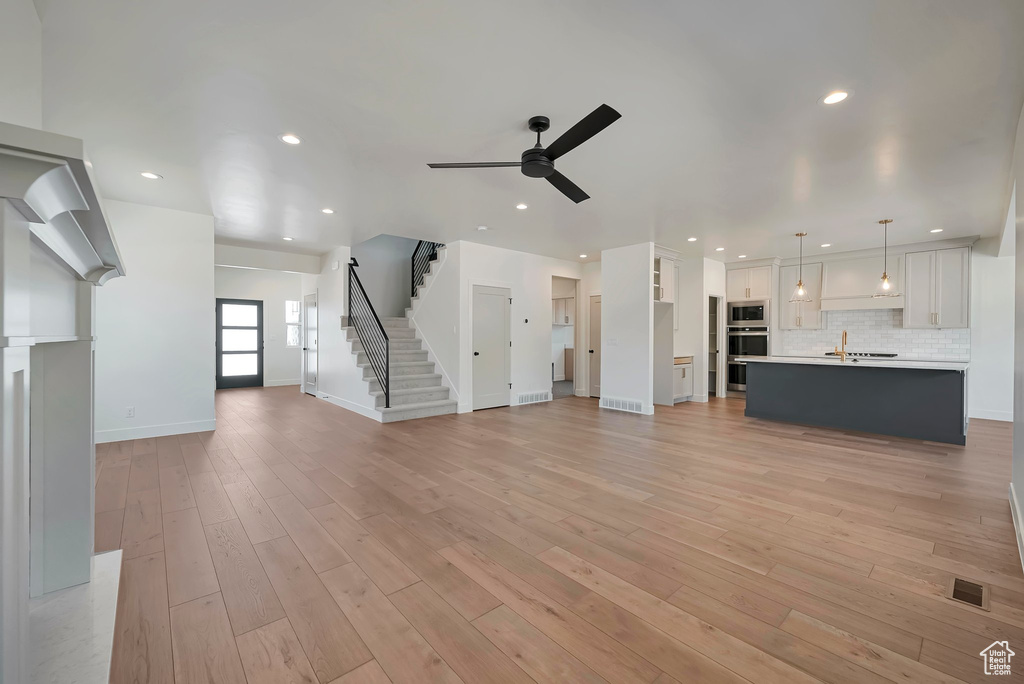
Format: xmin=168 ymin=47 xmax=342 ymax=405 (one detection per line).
xmin=687 ymin=237 xmax=697 ymax=242
xmin=715 ymin=247 xmax=725 ymax=252
xmin=321 ymin=208 xmax=334 ymax=214
xmin=821 ymin=243 xmax=832 ymax=247
xmin=476 ymin=225 xmax=488 ymax=231
xmin=516 ymin=203 xmax=528 ymax=210
xmin=822 ymin=90 xmax=849 ymax=105
xmin=280 ymin=133 xmax=302 ymax=145
xmin=738 ymin=255 xmax=747 ymax=259
xmin=930 ymin=228 xmax=943 ymax=233
xmin=140 ymin=171 xmax=162 ymax=179
xmin=579 ymin=254 xmax=588 ymax=259
xmin=282 ymin=237 xmax=294 ymax=241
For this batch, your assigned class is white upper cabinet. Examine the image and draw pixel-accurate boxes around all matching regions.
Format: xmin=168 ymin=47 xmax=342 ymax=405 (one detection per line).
xmin=779 ymin=263 xmax=823 ymax=329
xmin=654 ymin=257 xmax=675 ymax=303
xmin=727 ymin=266 xmax=771 ymax=301
xmin=904 ymin=247 xmax=969 ymax=329
xmin=564 ymin=297 xmax=575 ymax=326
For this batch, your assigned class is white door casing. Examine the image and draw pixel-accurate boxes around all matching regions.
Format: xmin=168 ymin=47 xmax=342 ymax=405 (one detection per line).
xmin=303 ymin=293 xmax=318 ymax=396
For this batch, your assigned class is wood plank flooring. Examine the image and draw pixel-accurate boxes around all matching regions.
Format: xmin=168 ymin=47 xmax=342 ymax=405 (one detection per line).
xmin=100 ymin=386 xmax=1022 ymax=683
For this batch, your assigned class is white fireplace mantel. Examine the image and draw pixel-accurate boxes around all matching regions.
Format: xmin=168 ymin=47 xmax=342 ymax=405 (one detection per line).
xmin=0 ymin=121 xmax=124 ymax=684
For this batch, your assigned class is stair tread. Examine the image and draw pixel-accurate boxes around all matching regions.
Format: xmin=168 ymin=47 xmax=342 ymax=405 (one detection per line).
xmin=378 ymin=399 xmax=457 ymax=413
xmin=358 ymin=361 xmax=432 ymax=369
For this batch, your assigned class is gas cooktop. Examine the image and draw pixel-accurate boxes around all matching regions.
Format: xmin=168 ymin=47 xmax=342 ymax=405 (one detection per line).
xmin=824 ymin=352 xmax=898 ymax=358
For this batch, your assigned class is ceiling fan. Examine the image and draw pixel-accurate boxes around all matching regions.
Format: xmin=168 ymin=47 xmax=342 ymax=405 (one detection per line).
xmin=427 ymin=104 xmax=621 ymax=203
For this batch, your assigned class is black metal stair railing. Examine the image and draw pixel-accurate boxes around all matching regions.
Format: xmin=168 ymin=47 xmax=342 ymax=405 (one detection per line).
xmin=411 ymin=240 xmax=445 ymax=298
xmin=348 ymin=258 xmax=390 ymax=408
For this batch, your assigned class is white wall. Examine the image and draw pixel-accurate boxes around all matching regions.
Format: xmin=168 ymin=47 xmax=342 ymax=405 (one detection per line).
xmin=600 ymin=243 xmax=654 ymax=413
xmin=0 ymin=0 xmax=41 ymax=129
xmin=95 ymin=201 xmax=216 ymax=441
xmin=215 ymin=266 xmax=302 ymax=387
xmin=411 ymin=243 xmax=461 ymax=401
xmin=312 ymin=246 xmax=379 ymax=417
xmin=971 ymin=239 xmax=1015 ymax=421
xmin=351 ymin=234 xmax=418 ymax=317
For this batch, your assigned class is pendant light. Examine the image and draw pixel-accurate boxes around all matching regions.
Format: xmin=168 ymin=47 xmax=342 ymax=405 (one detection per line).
xmin=789 ymin=232 xmax=812 ymax=302
xmin=872 ymin=218 xmax=900 ymax=297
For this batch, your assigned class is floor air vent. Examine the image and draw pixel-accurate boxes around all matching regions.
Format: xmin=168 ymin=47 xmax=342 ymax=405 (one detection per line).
xmin=517 ymin=391 xmax=551 ymax=405
xmin=600 ymin=397 xmax=645 ymax=414
xmin=946 ymin=577 xmax=989 ymax=610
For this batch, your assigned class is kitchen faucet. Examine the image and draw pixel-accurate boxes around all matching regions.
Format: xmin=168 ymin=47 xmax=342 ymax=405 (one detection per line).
xmin=834 ymin=330 xmax=848 ymax=363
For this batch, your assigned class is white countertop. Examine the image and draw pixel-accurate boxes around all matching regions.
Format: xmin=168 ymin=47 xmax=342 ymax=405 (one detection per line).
xmin=743 ymin=356 xmax=968 ymax=371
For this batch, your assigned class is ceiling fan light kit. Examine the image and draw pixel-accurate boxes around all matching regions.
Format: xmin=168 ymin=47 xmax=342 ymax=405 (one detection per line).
xmin=428 ymin=104 xmax=621 ymax=203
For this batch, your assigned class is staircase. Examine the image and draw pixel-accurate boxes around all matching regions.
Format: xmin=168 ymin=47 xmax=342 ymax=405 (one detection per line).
xmin=343 ymin=314 xmax=456 ymax=422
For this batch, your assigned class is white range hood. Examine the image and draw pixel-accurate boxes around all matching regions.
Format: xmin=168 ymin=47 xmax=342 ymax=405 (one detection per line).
xmin=819 ymin=254 xmax=904 ymax=311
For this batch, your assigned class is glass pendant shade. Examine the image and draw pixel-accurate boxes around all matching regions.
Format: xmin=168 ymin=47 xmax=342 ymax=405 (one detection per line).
xmin=871 ymin=219 xmax=901 ymax=297
xmin=790 ymin=279 xmax=812 ymax=303
xmin=789 ymin=232 xmax=812 ymax=302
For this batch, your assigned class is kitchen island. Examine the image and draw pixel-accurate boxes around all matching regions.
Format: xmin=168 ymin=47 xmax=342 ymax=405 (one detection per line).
xmin=744 ymin=356 xmax=968 ymax=445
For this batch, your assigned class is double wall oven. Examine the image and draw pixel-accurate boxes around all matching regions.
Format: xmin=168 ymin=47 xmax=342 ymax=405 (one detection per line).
xmin=727 ymin=300 xmax=769 ymax=392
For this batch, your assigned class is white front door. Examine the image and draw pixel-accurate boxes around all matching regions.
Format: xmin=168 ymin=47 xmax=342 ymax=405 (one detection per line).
xmin=589 ymin=295 xmax=601 ymax=398
xmin=303 ymin=293 xmax=318 ymax=396
xmin=472 ymin=285 xmax=511 ymax=410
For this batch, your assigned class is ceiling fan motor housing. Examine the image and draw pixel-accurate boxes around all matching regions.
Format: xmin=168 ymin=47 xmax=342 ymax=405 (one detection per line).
xmin=521 ymin=148 xmax=554 ymax=177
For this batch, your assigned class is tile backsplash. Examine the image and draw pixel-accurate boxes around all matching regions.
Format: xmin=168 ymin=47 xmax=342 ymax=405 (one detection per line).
xmin=776 ymin=309 xmax=970 ymax=361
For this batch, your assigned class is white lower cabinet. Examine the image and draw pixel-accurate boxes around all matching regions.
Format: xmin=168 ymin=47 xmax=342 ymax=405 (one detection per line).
xmin=673 ymin=363 xmax=693 ymax=401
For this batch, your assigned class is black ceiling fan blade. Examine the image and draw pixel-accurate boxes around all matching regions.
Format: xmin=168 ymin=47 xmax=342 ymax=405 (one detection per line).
xmin=427 ymin=162 xmax=521 ymax=168
xmin=546 ymin=170 xmax=589 ymax=203
xmin=543 ymin=104 xmax=621 ymax=161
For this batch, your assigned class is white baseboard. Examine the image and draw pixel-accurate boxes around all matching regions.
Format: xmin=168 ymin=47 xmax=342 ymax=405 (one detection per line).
xmin=265 ymin=379 xmax=300 ymax=387
xmin=553 ymin=374 xmax=565 ymax=382
xmin=574 ymin=389 xmax=590 ymax=398
xmin=95 ymin=419 xmax=217 ymax=443
xmin=318 ymin=393 xmax=382 ymax=422
xmin=1010 ymin=483 xmax=1024 ymax=575
xmin=969 ymin=409 xmax=1013 ymax=422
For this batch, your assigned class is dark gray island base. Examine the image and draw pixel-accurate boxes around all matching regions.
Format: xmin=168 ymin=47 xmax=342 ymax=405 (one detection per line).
xmin=744 ymin=359 xmax=967 ymax=445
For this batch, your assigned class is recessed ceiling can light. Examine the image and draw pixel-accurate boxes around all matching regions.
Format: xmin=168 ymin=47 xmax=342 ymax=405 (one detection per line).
xmin=280 ymin=133 xmax=302 ymax=145
xmin=579 ymin=254 xmax=588 ymax=259
xmin=930 ymin=228 xmax=943 ymax=233
xmin=822 ymin=90 xmax=849 ymax=105
xmin=715 ymin=247 xmax=725 ymax=252
xmin=821 ymin=243 xmax=832 ymax=247
xmin=140 ymin=171 xmax=162 ymax=179
xmin=321 ymin=208 xmax=334 ymax=214
xmin=476 ymin=225 xmax=488 ymax=231
xmin=282 ymin=237 xmax=294 ymax=241
xmin=687 ymin=237 xmax=697 ymax=242
xmin=516 ymin=203 xmax=528 ymax=210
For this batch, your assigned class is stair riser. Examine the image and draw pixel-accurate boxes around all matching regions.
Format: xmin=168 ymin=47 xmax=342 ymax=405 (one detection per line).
xmin=363 ymin=363 xmax=434 ymax=378
xmin=351 ymin=339 xmax=422 ymax=351
xmin=356 ymin=351 xmax=428 ymax=365
xmin=369 ymin=376 xmax=442 ymax=391
xmin=347 ymin=328 xmax=417 ymax=340
xmin=379 ymin=402 xmax=457 ymax=423
xmin=375 ymin=388 xmax=450 ymax=407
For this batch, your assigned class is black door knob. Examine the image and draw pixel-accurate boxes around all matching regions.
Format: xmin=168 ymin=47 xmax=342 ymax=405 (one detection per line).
xmin=474 ymin=352 xmax=480 ymax=356
xmin=589 ymin=350 xmax=594 ymax=353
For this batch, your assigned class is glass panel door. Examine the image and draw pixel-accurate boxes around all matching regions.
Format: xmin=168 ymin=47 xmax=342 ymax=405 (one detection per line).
xmin=216 ymin=298 xmax=264 ymax=389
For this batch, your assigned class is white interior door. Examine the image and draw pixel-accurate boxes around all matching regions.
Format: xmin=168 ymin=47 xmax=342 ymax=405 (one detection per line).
xmin=589 ymin=295 xmax=601 ymax=398
xmin=472 ymin=285 xmax=511 ymax=410
xmin=303 ymin=293 xmax=318 ymax=396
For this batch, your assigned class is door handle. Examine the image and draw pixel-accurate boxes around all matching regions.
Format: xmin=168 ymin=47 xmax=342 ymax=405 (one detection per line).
xmin=474 ymin=351 xmax=480 ymax=356
xmin=589 ymin=350 xmax=594 ymax=353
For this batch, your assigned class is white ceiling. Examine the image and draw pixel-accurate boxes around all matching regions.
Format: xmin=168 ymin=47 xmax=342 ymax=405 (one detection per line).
xmin=36 ymin=0 xmax=1024 ymax=262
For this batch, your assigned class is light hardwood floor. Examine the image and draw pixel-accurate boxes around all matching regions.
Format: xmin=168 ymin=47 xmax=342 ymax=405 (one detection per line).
xmin=97 ymin=386 xmax=1023 ymax=683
